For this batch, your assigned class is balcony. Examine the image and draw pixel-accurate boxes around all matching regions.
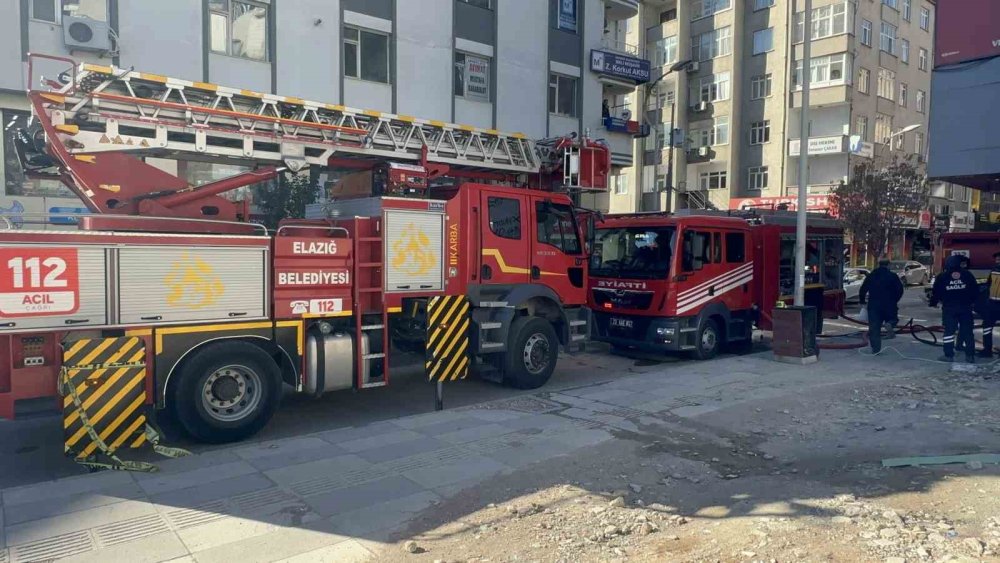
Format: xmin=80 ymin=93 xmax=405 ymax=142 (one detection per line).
xmin=604 ymin=0 xmax=639 ymax=21
xmin=596 ymin=108 xmax=640 ymax=167
xmin=590 ymin=49 xmax=651 ymax=93
xmin=788 ymin=135 xmax=847 ymax=157
xmin=601 ymin=35 xmax=641 ymax=57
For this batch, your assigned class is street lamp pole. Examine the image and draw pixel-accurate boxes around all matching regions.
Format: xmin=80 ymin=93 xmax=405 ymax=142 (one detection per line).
xmin=644 ymin=59 xmax=692 ymax=213
xmin=793 ymin=0 xmax=812 ymax=307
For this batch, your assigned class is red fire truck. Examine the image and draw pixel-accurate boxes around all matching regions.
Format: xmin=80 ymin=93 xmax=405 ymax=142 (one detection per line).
xmin=589 ymin=210 xmax=846 ymax=359
xmin=0 ymin=55 xmax=609 ymax=448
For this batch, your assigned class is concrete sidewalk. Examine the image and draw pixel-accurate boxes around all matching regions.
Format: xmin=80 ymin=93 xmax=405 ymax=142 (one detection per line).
xmin=0 ymin=345 xmax=949 ymax=563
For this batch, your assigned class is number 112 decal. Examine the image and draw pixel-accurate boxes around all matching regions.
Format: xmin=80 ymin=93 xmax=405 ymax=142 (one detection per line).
xmin=0 ymin=248 xmax=80 ymax=317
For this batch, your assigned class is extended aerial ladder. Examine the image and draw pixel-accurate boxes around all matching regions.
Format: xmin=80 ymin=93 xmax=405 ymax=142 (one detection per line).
xmin=19 ymin=54 xmax=609 ymax=226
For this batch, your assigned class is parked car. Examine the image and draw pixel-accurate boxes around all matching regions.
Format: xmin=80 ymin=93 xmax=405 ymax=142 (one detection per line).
xmin=889 ymin=260 xmax=930 ymax=285
xmin=843 ymin=268 xmax=871 ymax=302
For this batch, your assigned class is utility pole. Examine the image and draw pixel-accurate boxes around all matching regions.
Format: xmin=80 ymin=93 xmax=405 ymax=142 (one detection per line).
xmin=664 ymin=100 xmax=677 ymax=213
xmin=794 ymin=0 xmax=812 ymax=307
xmin=642 ymin=59 xmax=692 ymax=213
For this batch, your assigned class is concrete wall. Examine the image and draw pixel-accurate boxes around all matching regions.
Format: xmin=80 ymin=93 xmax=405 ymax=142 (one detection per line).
xmin=0 ymin=0 xmax=22 ymax=90
xmin=396 ymin=0 xmax=451 ymax=121
xmin=275 ymin=0 xmax=340 ymax=100
xmin=119 ymin=0 xmax=203 ymax=82
xmin=496 ymin=0 xmax=547 ymax=138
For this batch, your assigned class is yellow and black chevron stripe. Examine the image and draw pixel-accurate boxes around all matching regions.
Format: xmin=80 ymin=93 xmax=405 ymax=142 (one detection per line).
xmin=63 ymin=336 xmax=148 ymax=459
xmin=425 ymin=295 xmax=471 ymax=382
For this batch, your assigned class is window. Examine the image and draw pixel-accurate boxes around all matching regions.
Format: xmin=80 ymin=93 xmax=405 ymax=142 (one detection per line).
xmin=753 ymin=28 xmax=773 ymax=55
xmin=899 ymin=82 xmax=908 ymax=107
xmin=792 ymin=53 xmax=849 ymax=89
xmin=875 ymin=113 xmax=893 ymax=144
xmin=612 ymin=175 xmax=628 ymax=195
xmin=858 ymin=67 xmax=871 ymax=94
xmin=209 ymin=0 xmax=269 ymax=61
xmin=660 ymin=9 xmax=677 ymax=23
xmin=750 ymin=120 xmax=770 ymax=144
xmin=915 ymin=132 xmax=924 ymax=157
xmin=695 ymin=116 xmax=730 ymax=147
xmin=692 ymin=27 xmax=732 ymax=61
xmin=751 ymin=74 xmax=772 ymax=99
xmin=894 ymin=132 xmax=904 ymax=150
xmin=855 ymin=115 xmax=869 ymax=142
xmin=901 ymin=39 xmax=910 ymax=63
xmin=536 ymin=202 xmax=581 ymax=254
xmin=880 ymin=22 xmax=897 ymax=55
xmin=794 ymin=2 xmax=850 ymax=43
xmin=548 ymin=74 xmax=578 ymax=117
xmin=454 ymin=53 xmax=490 ymax=101
xmin=691 ymin=72 xmax=731 ymax=105
xmin=916 ymin=89 xmax=926 ymax=113
xmin=458 ymin=0 xmax=492 ymax=8
xmin=877 ymin=68 xmax=895 ymax=101
xmin=344 ymin=26 xmax=390 ymax=83
xmin=902 ymin=0 xmax=911 ymax=20
xmin=488 ymin=197 xmax=521 ymax=239
xmin=647 ymin=89 xmax=676 ymax=110
xmin=682 ymin=230 xmax=711 ymax=271
xmin=652 ymin=35 xmax=679 ymax=67
xmin=753 ymin=0 xmax=774 ymax=10
xmin=918 ymin=48 xmax=928 ymax=71
xmin=691 ymin=0 xmax=731 ymax=20
xmin=882 ymin=0 xmax=898 ymax=8
xmin=861 ymin=19 xmax=872 ymax=46
xmin=32 ymin=0 xmax=108 ymax=23
xmin=747 ymin=167 xmax=768 ymax=191
xmin=699 ymin=171 xmax=728 ymax=190
xmin=920 ymin=7 xmax=930 ymax=30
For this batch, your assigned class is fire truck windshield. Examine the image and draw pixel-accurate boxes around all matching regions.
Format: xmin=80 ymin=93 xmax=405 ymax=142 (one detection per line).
xmin=590 ymin=226 xmax=676 ymax=279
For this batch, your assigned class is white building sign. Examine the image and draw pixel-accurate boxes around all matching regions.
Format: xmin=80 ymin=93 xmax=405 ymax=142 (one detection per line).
xmin=788 ymin=135 xmax=845 ymax=156
xmin=463 ymin=55 xmax=490 ymax=102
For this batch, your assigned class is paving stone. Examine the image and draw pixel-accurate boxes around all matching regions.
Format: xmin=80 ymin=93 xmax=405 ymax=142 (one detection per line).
xmin=1 ymin=471 xmax=134 ymax=507
xmin=6 ymin=499 xmax=158 ymax=546
xmin=403 ymin=454 xmax=509 ymax=490
xmin=391 ymin=409 xmax=470 ymax=429
xmin=148 ymin=472 xmax=274 ymax=510
xmin=313 ymin=421 xmax=406 ymax=446
xmin=356 ymin=436 xmax=448 ymax=464
xmin=137 ymin=449 xmax=242 ymax=476
xmin=337 ymin=429 xmax=426 ymax=453
xmin=135 ymin=461 xmax=257 ymax=497
xmin=59 ymin=530 xmax=187 ymax=563
xmin=303 ymin=475 xmax=425 ymax=517
xmin=409 ymin=416 xmax=492 ymax=437
xmin=326 ymin=490 xmax=440 ymax=537
xmin=263 ymin=454 xmax=371 ymax=487
xmin=230 ymin=437 xmax=333 ymax=461
xmin=484 ymin=437 xmax=577 ymax=469
xmin=177 ymin=514 xmax=279 ymax=554
xmin=461 ymin=409 xmax=529 ymax=423
xmin=187 ymin=517 xmax=349 ymax=563
xmin=246 ymin=442 xmax=348 ymax=472
xmin=275 ymin=538 xmax=376 ymax=563
xmin=434 ymin=423 xmax=515 ymax=445
xmin=4 ymin=481 xmax=145 ymax=526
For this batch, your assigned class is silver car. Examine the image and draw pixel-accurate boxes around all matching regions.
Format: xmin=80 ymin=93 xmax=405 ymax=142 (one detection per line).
xmin=889 ymin=261 xmax=930 ymax=285
xmin=844 ymin=268 xmax=871 ymax=302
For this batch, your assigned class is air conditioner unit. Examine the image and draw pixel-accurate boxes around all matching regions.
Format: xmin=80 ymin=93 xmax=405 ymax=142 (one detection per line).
xmin=63 ymin=16 xmax=111 ymax=53
xmin=686 ymin=61 xmax=700 ymax=73
xmin=698 ymin=146 xmax=710 ymax=157
xmin=695 ymin=101 xmax=708 ymax=112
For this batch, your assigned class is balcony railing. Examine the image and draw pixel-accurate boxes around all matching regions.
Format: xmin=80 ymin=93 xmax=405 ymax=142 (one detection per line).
xmin=600 ymin=36 xmax=640 ymax=56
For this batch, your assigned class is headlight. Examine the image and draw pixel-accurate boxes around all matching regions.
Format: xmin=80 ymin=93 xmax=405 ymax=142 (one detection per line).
xmin=656 ymin=327 xmax=675 ymax=336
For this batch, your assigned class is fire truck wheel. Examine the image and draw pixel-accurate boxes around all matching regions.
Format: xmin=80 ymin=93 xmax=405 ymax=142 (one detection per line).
xmin=170 ymin=341 xmax=282 ymax=444
xmin=504 ymin=316 xmax=558 ymax=390
xmin=693 ymin=318 xmax=721 ymax=361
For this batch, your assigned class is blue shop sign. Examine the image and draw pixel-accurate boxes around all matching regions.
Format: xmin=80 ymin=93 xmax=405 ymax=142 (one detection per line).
xmin=590 ymin=50 xmax=650 ymax=84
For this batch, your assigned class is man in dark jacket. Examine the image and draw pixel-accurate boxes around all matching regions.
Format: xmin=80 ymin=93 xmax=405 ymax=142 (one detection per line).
xmin=930 ymin=254 xmax=980 ymax=363
xmin=859 ymin=257 xmax=905 ymax=354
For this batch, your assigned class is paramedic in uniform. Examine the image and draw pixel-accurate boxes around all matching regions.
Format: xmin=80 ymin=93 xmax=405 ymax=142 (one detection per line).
xmin=858 ymin=258 xmax=904 ymax=354
xmin=979 ymin=251 xmax=1000 ymax=358
xmin=929 ymin=255 xmax=979 ymax=363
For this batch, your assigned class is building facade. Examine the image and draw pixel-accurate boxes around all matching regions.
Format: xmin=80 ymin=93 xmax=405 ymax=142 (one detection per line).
xmin=0 ymin=0 xmax=650 ymax=225
xmin=609 ymin=0 xmax=958 ymax=218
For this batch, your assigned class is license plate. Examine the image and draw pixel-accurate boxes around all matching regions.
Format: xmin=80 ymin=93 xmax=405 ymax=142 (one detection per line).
xmin=610 ymin=317 xmax=633 ymax=329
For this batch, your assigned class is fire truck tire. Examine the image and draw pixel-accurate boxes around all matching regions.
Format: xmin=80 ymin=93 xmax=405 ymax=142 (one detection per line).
xmin=170 ymin=341 xmax=282 ymax=444
xmin=693 ymin=318 xmax=721 ymax=361
xmin=503 ymin=316 xmax=558 ymax=390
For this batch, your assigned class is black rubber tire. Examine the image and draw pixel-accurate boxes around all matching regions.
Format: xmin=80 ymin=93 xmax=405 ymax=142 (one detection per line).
xmin=169 ymin=341 xmax=282 ymax=444
xmin=503 ymin=316 xmax=559 ymax=390
xmin=693 ymin=318 xmax=721 ymax=361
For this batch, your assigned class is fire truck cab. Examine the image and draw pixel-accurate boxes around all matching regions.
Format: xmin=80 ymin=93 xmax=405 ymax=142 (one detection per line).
xmin=589 ymin=210 xmax=846 ymax=359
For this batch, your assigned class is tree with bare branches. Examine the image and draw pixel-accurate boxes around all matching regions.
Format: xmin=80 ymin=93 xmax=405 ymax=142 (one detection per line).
xmin=831 ymin=159 xmax=929 ymax=262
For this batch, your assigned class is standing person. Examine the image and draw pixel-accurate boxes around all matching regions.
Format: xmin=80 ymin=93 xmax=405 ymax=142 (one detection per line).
xmin=979 ymin=251 xmax=1000 ymax=358
xmin=929 ymin=255 xmax=979 ymax=363
xmin=602 ymin=99 xmax=611 ymax=120
xmin=859 ymin=258 xmax=905 ymax=354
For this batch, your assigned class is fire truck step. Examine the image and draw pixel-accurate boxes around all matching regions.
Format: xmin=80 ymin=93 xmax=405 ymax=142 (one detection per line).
xmin=569 ymin=320 xmax=588 ymax=327
xmin=570 ymin=334 xmax=587 ymax=342
xmin=478 ymin=301 xmax=510 ymax=308
xmin=362 ymin=381 xmax=388 ymax=388
xmin=362 ymin=353 xmax=386 ymax=360
xmin=478 ymin=322 xmax=502 ymax=330
xmin=480 ymin=341 xmax=505 ymax=350
xmin=361 ymin=324 xmax=385 ymax=330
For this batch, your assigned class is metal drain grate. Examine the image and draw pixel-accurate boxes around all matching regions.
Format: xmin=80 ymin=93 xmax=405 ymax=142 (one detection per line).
xmin=475 ymin=396 xmax=561 ymax=414
xmin=165 ymin=500 xmax=229 ymax=530
xmin=94 ymin=514 xmax=170 ymax=547
xmin=232 ymin=487 xmax=294 ymax=514
xmin=10 ymin=531 xmax=94 ymax=563
xmin=0 ymin=547 xmax=8 ymax=563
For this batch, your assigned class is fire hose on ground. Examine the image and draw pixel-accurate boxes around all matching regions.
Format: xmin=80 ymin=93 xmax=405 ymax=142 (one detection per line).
xmin=818 ymin=313 xmax=997 ymax=354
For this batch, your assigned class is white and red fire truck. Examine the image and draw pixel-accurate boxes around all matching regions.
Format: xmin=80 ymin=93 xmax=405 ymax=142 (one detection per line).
xmin=589 ymin=209 xmax=846 ymax=359
xmin=0 ymin=55 xmax=609 ymax=447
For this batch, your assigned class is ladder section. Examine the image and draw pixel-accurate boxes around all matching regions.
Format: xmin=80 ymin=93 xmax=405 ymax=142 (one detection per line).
xmin=41 ymin=62 xmax=541 ymax=174
xmin=351 ymin=217 xmax=388 ymax=388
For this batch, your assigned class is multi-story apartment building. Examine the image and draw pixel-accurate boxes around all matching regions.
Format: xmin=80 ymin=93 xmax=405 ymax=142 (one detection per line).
xmin=609 ymin=0 xmax=946 ymax=216
xmin=0 ymin=0 xmax=650 ymax=224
